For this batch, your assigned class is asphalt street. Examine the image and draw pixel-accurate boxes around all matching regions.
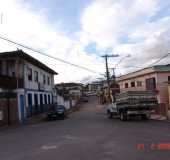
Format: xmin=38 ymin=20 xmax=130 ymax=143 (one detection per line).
xmin=0 ymin=96 xmax=170 ymax=160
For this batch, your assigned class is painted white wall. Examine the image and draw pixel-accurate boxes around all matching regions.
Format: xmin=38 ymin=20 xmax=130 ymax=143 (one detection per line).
xmin=23 ymin=61 xmax=55 ymax=92
xmin=57 ymin=94 xmax=71 ymax=110
xmin=69 ymin=89 xmax=82 ymax=98
xmin=57 ymin=95 xmax=64 ymax=105
xmin=0 ymin=58 xmax=56 ymax=122
xmin=64 ymin=101 xmax=70 ymax=110
xmin=71 ymin=100 xmax=77 ymax=107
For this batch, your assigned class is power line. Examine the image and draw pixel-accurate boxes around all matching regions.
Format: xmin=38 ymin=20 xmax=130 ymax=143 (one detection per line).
xmin=148 ymin=53 xmax=170 ymax=67
xmin=114 ymin=54 xmax=131 ymax=69
xmin=0 ymin=35 xmax=104 ymax=75
xmin=116 ymin=66 xmax=143 ymax=69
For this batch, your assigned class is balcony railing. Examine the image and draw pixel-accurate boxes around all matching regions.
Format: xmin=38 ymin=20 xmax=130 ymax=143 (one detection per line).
xmin=0 ymin=75 xmax=24 ymax=89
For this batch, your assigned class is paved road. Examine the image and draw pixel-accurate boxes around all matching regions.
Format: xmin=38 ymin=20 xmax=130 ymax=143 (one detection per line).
xmin=0 ymin=96 xmax=170 ymax=160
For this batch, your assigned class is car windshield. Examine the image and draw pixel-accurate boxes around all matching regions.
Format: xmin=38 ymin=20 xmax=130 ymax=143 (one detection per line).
xmin=57 ymin=106 xmax=64 ymax=109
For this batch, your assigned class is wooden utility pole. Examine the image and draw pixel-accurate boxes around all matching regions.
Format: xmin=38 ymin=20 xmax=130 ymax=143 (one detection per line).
xmin=101 ymin=54 xmax=118 ymax=103
xmin=1 ymin=13 xmax=3 ymax=24
xmin=110 ymin=67 xmax=116 ymax=82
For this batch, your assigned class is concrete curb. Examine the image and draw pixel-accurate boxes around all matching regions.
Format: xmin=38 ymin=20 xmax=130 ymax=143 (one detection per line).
xmin=150 ymin=118 xmax=170 ymax=123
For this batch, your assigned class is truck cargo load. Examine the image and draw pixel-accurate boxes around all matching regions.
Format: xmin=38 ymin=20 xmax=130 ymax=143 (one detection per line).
xmin=107 ymin=91 xmax=158 ymax=121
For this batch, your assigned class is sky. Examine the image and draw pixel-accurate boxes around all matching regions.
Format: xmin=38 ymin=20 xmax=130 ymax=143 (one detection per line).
xmin=0 ymin=0 xmax=170 ymax=83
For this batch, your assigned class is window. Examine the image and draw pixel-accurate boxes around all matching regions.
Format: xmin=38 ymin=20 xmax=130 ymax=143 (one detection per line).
xmin=0 ymin=61 xmax=2 ymax=75
xmin=48 ymin=94 xmax=51 ymax=104
xmin=44 ymin=94 xmax=47 ymax=104
xmin=39 ymin=94 xmax=44 ymax=112
xmin=28 ymin=93 xmax=33 ymax=116
xmin=6 ymin=60 xmax=15 ymax=77
xmin=131 ymin=81 xmax=135 ymax=87
xmin=34 ymin=71 xmax=38 ymax=82
xmin=34 ymin=94 xmax=38 ymax=114
xmin=28 ymin=93 xmax=32 ymax=106
xmin=146 ymin=77 xmax=156 ymax=90
xmin=125 ymin=83 xmax=128 ymax=88
xmin=28 ymin=68 xmax=32 ymax=81
xmin=43 ymin=74 xmax=46 ymax=84
xmin=137 ymin=81 xmax=142 ymax=87
xmin=40 ymin=94 xmax=43 ymax=105
xmin=34 ymin=94 xmax=38 ymax=106
xmin=168 ymin=76 xmax=170 ymax=82
xmin=47 ymin=76 xmax=50 ymax=85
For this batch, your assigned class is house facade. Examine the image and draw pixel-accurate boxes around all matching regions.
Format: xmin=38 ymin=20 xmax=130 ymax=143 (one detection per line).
xmin=56 ymin=83 xmax=83 ymax=98
xmin=0 ymin=50 xmax=57 ymax=125
xmin=86 ymin=82 xmax=102 ymax=93
xmin=117 ymin=65 xmax=170 ymax=115
xmin=55 ymin=83 xmax=83 ymax=109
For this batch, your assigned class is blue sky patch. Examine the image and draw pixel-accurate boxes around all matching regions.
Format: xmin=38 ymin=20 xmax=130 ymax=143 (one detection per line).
xmin=84 ymin=42 xmax=97 ymax=54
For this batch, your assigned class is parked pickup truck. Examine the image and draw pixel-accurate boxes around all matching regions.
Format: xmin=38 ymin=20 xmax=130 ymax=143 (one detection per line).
xmin=106 ymin=91 xmax=158 ymax=121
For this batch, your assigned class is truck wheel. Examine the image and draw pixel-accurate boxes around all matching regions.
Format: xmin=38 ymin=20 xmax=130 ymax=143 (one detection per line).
xmin=107 ymin=111 xmax=113 ymax=119
xmin=108 ymin=112 xmax=113 ymax=119
xmin=120 ymin=112 xmax=127 ymax=121
xmin=142 ymin=114 xmax=150 ymax=120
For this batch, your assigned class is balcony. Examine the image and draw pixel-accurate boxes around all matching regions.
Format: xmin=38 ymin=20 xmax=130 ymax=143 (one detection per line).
xmin=38 ymin=83 xmax=45 ymax=91
xmin=0 ymin=75 xmax=24 ymax=89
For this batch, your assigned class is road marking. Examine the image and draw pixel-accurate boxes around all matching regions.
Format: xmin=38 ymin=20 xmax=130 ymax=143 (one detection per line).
xmin=41 ymin=145 xmax=58 ymax=150
xmin=64 ymin=135 xmax=78 ymax=140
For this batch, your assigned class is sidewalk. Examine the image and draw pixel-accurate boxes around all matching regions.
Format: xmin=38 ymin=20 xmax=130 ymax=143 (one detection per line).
xmin=25 ymin=113 xmax=47 ymax=125
xmin=150 ymin=114 xmax=170 ymax=122
xmin=26 ymin=104 xmax=82 ymax=125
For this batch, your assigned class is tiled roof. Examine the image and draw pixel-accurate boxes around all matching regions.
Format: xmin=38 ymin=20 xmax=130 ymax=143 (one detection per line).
xmin=117 ymin=64 xmax=170 ymax=81
xmin=0 ymin=50 xmax=58 ymax=74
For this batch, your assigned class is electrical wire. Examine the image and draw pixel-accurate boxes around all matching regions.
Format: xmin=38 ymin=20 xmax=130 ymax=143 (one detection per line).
xmin=148 ymin=53 xmax=170 ymax=67
xmin=0 ymin=35 xmax=104 ymax=75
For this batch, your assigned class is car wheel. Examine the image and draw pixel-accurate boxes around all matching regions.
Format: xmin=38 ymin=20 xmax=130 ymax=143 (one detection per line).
xmin=141 ymin=114 xmax=150 ymax=120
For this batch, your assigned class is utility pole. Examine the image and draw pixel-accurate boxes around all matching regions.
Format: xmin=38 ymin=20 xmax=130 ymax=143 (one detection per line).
xmin=110 ymin=68 xmax=116 ymax=81
xmin=101 ymin=54 xmax=118 ymax=103
xmin=1 ymin=13 xmax=3 ymax=24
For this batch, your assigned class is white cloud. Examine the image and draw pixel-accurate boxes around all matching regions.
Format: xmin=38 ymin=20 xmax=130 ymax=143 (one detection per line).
xmin=81 ymin=0 xmax=170 ymax=75
xmin=0 ymin=0 xmax=105 ymax=83
xmin=81 ymin=0 xmax=159 ymax=49
xmin=0 ymin=0 xmax=170 ymax=83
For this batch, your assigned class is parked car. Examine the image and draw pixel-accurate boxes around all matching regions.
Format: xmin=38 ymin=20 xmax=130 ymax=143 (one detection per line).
xmin=47 ymin=104 xmax=67 ymax=120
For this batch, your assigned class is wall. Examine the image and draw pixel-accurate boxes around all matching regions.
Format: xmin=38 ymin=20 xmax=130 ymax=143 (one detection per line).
xmin=118 ymin=73 xmax=157 ymax=91
xmin=24 ymin=61 xmax=54 ymax=92
xmin=118 ymin=72 xmax=170 ymax=105
xmin=0 ymin=59 xmax=24 ymax=78
xmin=0 ymin=95 xmax=19 ymax=126
xmin=69 ymin=89 xmax=82 ymax=98
xmin=0 ymin=58 xmax=56 ymax=121
xmin=57 ymin=95 xmax=71 ymax=110
xmin=23 ymin=61 xmax=55 ymax=116
xmin=57 ymin=95 xmax=65 ymax=106
xmin=156 ymin=72 xmax=170 ymax=104
xmin=117 ymin=67 xmax=154 ymax=81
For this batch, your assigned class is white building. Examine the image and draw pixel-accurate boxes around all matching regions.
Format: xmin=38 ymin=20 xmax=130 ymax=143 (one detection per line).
xmin=55 ymin=83 xmax=83 ymax=109
xmin=0 ymin=50 xmax=58 ymax=123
